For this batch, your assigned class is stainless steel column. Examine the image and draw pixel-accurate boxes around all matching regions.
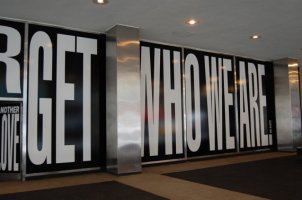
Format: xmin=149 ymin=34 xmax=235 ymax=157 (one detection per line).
xmin=106 ymin=25 xmax=141 ymax=174
xmin=274 ymin=58 xmax=302 ymax=150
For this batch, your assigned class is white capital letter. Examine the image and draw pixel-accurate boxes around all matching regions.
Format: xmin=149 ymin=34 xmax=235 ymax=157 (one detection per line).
xmin=13 ymin=114 xmax=19 ymax=171
xmin=77 ymin=37 xmax=97 ymax=161
xmin=163 ymin=50 xmax=183 ymax=155
xmin=56 ymin=34 xmax=75 ymax=163
xmin=239 ymin=62 xmax=251 ymax=148
xmin=223 ymin=59 xmax=235 ymax=149
xmin=185 ymin=53 xmax=201 ymax=152
xmin=1 ymin=114 xmax=8 ymax=170
xmin=28 ymin=31 xmax=52 ymax=165
xmin=205 ymin=56 xmax=223 ymax=151
xmin=141 ymin=47 xmax=160 ymax=156
xmin=0 ymin=25 xmax=21 ymax=93
xmin=258 ymin=64 xmax=268 ymax=146
xmin=248 ymin=63 xmax=260 ymax=147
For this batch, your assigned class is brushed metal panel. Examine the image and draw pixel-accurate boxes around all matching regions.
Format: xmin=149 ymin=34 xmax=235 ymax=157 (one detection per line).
xmin=106 ymin=25 xmax=141 ymax=174
xmin=274 ymin=59 xmax=292 ymax=150
xmin=274 ymin=58 xmax=302 ymax=150
xmin=289 ymin=62 xmax=302 ymax=148
xmin=21 ymin=22 xmax=29 ymax=181
xmin=106 ymin=30 xmax=118 ymax=174
xmin=300 ymin=65 xmax=302 ymax=146
xmin=116 ymin=26 xmax=141 ymax=174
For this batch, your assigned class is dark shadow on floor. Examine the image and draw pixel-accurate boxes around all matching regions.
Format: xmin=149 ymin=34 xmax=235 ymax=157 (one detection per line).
xmin=165 ymin=155 xmax=302 ymax=200
xmin=0 ymin=181 xmax=168 ymax=200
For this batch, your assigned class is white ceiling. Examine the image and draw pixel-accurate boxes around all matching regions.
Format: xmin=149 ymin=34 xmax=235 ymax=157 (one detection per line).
xmin=1 ymin=0 xmax=302 ymax=63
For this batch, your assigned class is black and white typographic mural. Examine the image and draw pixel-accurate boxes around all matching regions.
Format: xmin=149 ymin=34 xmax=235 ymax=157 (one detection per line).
xmin=236 ymin=57 xmax=276 ymax=151
xmin=141 ymin=42 xmax=185 ymax=162
xmin=26 ymin=24 xmax=106 ymax=173
xmin=184 ymin=49 xmax=237 ymax=157
xmin=0 ymin=18 xmax=276 ymax=171
xmin=0 ymin=102 xmax=21 ymax=173
xmin=0 ymin=20 xmax=24 ymax=99
xmin=141 ymin=43 xmax=276 ymax=162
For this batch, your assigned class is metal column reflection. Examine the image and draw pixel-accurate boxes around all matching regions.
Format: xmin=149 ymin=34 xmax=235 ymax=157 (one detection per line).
xmin=274 ymin=58 xmax=302 ymax=150
xmin=106 ymin=25 xmax=141 ymax=174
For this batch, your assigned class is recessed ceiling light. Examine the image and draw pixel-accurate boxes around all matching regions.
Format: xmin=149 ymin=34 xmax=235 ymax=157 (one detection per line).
xmin=250 ymin=34 xmax=261 ymax=39
xmin=94 ymin=0 xmax=108 ymax=5
xmin=186 ymin=19 xmax=198 ymax=26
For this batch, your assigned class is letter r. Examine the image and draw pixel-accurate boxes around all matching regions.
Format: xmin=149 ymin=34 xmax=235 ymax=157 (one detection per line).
xmin=0 ymin=25 xmax=21 ymax=94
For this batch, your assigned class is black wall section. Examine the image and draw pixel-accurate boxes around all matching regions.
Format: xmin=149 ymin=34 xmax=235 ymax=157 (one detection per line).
xmin=0 ymin=20 xmax=24 ymax=98
xmin=235 ymin=57 xmax=276 ymax=151
xmin=0 ymin=102 xmax=21 ymax=173
xmin=141 ymin=41 xmax=185 ymax=162
xmin=141 ymin=42 xmax=277 ymax=163
xmin=26 ymin=24 xmax=106 ymax=174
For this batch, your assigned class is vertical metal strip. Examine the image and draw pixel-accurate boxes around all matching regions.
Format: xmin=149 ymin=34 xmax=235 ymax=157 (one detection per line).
xmin=233 ymin=56 xmax=240 ymax=152
xmin=21 ymin=22 xmax=29 ymax=181
xmin=288 ymin=61 xmax=302 ymax=148
xmin=274 ymin=58 xmax=301 ymax=150
xmin=181 ymin=47 xmax=187 ymax=159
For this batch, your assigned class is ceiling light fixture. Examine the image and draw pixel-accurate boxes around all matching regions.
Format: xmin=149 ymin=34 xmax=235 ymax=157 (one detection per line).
xmin=250 ymin=34 xmax=261 ymax=39
xmin=288 ymin=63 xmax=299 ymax=67
xmin=186 ymin=19 xmax=198 ymax=26
xmin=94 ymin=0 xmax=108 ymax=5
